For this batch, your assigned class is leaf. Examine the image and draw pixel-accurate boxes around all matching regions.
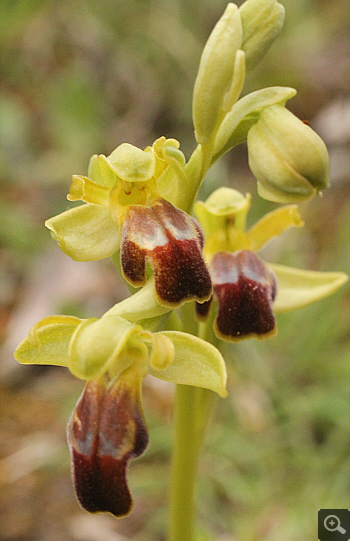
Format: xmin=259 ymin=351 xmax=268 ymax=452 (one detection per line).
xmin=150 ymin=331 xmax=227 ymax=397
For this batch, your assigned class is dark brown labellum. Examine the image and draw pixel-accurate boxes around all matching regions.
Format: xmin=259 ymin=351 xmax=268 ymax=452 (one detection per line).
xmin=67 ymin=374 xmax=148 ymax=518
xmin=210 ymin=250 xmax=277 ymax=341
xmin=121 ymin=199 xmax=212 ymax=306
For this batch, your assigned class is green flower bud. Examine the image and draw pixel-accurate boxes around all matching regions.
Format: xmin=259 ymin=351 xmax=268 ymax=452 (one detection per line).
xmin=247 ymin=105 xmax=330 ymax=203
xmin=239 ymin=0 xmax=285 ymax=71
xmin=192 ymin=3 xmax=243 ymax=144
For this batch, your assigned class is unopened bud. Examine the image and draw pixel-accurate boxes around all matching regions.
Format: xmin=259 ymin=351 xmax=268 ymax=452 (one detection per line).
xmin=239 ymin=0 xmax=285 ymax=71
xmin=247 ymin=105 xmax=330 ymax=203
xmin=193 ymin=3 xmax=242 ymax=144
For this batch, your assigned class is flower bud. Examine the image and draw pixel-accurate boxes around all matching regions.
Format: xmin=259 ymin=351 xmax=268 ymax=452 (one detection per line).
xmin=247 ymin=105 xmax=330 ymax=203
xmin=192 ymin=3 xmax=242 ymax=144
xmin=239 ymin=0 xmax=285 ymax=71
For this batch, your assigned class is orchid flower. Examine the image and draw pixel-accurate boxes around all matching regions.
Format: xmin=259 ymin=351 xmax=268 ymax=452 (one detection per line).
xmin=15 ymin=310 xmax=226 ymax=517
xmin=195 ymin=188 xmax=347 ymax=341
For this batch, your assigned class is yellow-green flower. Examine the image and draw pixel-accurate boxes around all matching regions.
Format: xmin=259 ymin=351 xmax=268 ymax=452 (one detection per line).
xmin=45 ymin=137 xmax=212 ymax=308
xmin=195 ymin=187 xmax=348 ymax=341
xmin=14 ymin=310 xmax=227 ymax=517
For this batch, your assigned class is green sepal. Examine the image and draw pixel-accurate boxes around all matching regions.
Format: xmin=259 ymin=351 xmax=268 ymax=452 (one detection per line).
xmin=105 ymin=143 xmax=155 ymax=182
xmin=45 ymin=204 xmax=120 ymax=262
xmin=68 ymin=315 xmax=141 ymax=380
xmin=195 ymin=188 xmax=251 ymax=238
xmin=270 ymin=264 xmax=348 ymax=312
xmin=213 ymin=86 xmax=296 ymax=163
xmin=105 ymin=277 xmax=173 ymax=322
xmin=14 ymin=315 xmax=82 ymax=367
xmin=149 ymin=331 xmax=228 ymax=398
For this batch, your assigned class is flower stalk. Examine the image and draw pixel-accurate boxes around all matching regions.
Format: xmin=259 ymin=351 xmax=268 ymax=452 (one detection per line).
xmin=169 ymin=384 xmax=217 ymax=541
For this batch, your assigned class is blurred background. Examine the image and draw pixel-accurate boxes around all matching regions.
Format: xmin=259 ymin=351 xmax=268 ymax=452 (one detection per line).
xmin=0 ymin=0 xmax=349 ymax=540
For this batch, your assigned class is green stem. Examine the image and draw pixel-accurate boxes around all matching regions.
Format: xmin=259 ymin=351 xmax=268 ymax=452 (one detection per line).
xmin=183 ymin=138 xmax=214 ymax=214
xmin=168 ymin=384 xmax=217 ymax=541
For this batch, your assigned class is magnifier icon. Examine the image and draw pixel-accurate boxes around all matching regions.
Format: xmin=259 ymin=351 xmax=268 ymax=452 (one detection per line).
xmin=324 ymin=514 xmax=346 ymax=534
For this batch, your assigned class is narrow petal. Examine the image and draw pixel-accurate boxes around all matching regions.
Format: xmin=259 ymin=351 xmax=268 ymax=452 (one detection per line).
xmin=149 ymin=331 xmax=227 ymax=397
xmin=45 ymin=204 xmax=120 ymax=262
xmin=67 ymin=175 xmax=110 ymax=206
xmin=146 ymin=332 xmax=175 ymax=370
xmin=270 ymin=263 xmax=348 ymax=312
xmin=211 ymin=250 xmax=277 ymax=341
xmin=121 ymin=199 xmax=212 ymax=307
xmin=68 ymin=370 xmax=148 ymax=518
xmin=247 ymin=205 xmax=304 ymax=251
xmin=14 ymin=315 xmax=82 ymax=367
